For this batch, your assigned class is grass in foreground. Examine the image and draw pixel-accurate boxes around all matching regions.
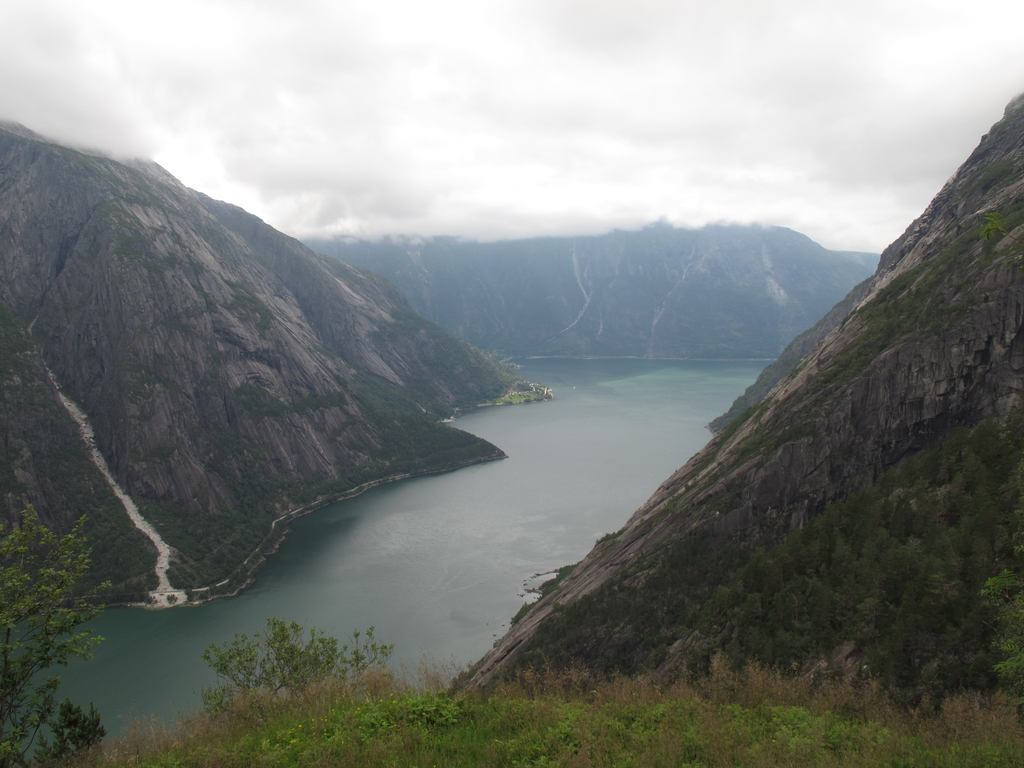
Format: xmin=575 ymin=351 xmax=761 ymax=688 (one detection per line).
xmin=72 ymin=660 xmax=1023 ymax=768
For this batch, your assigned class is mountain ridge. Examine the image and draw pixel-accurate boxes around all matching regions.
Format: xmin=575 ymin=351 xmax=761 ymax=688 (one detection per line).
xmin=308 ymin=224 xmax=874 ymax=360
xmin=468 ymin=93 xmax=1024 ymax=690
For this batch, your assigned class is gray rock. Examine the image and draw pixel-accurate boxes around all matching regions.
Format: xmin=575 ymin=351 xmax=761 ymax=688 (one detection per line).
xmin=0 ymin=125 xmax=513 ymax=590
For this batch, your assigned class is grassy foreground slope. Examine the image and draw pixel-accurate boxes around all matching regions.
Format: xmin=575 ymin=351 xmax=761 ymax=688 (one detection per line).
xmin=77 ymin=667 xmax=1022 ymax=768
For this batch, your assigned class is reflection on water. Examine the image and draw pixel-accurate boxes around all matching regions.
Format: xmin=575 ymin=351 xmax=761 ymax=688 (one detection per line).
xmin=59 ymin=358 xmax=766 ymax=732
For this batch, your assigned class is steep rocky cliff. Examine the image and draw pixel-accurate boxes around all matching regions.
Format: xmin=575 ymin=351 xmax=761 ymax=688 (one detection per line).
xmin=471 ymin=94 xmax=1024 ymax=688
xmin=0 ymin=123 xmax=514 ymax=598
xmin=707 ymin=275 xmax=873 ymax=432
xmin=309 ymin=225 xmax=873 ymax=359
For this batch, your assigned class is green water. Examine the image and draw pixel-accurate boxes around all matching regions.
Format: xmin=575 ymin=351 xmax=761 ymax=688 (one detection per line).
xmin=58 ymin=357 xmax=765 ymax=732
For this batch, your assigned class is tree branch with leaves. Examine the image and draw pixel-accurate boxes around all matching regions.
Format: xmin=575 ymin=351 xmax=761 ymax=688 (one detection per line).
xmin=981 ymin=212 xmax=1024 ymax=255
xmin=0 ymin=507 xmax=107 ymax=767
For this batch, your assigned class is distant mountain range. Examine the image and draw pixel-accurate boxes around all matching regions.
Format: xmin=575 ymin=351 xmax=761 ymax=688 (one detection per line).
xmin=308 ymin=226 xmax=876 ymax=359
xmin=0 ymin=123 xmax=515 ymax=600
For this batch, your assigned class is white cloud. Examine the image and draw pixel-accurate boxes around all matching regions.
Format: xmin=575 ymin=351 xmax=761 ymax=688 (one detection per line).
xmin=1 ymin=0 xmax=1023 ymax=252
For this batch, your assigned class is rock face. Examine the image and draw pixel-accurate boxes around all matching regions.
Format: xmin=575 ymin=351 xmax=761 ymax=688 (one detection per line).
xmin=707 ymin=276 xmax=873 ymax=433
xmin=309 ymin=225 xmax=874 ymax=359
xmin=0 ymin=123 xmax=513 ymax=595
xmin=470 ymin=94 xmax=1024 ymax=685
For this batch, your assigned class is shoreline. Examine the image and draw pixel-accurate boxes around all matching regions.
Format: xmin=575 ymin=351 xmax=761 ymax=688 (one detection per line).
xmin=443 ymin=382 xmax=555 ymax=422
xmin=512 ymin=355 xmax=776 ymax=362
xmin=119 ymin=381 xmax=559 ymax=609
xmin=117 ymin=450 xmax=507 ymax=609
xmin=475 ymin=385 xmax=554 ymax=408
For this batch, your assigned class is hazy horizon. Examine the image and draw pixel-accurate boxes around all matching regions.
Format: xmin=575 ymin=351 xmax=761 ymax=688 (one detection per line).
xmin=3 ymin=1 xmax=1023 ymax=253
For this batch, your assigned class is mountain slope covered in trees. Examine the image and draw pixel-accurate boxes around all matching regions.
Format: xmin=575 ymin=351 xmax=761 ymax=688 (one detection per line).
xmin=470 ymin=94 xmax=1024 ymax=698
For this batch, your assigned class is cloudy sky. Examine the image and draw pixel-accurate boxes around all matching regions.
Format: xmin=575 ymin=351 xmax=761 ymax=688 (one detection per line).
xmin=2 ymin=0 xmax=1023 ymax=253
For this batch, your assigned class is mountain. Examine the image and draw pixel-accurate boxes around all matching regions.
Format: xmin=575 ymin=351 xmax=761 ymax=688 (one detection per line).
xmin=831 ymin=250 xmax=881 ymax=271
xmin=707 ymin=275 xmax=874 ymax=433
xmin=0 ymin=123 xmax=516 ymax=601
xmin=469 ymin=94 xmax=1024 ymax=697
xmin=307 ymin=225 xmax=874 ymax=359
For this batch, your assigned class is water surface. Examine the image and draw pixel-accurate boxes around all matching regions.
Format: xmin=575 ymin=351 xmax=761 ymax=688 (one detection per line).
xmin=59 ymin=358 xmax=765 ymax=731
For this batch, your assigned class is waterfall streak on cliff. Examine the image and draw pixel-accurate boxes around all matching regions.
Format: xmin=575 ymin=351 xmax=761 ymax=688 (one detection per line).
xmin=45 ymin=369 xmax=186 ymax=606
xmin=543 ymin=244 xmax=592 ymax=345
xmin=646 ymin=245 xmax=697 ymax=357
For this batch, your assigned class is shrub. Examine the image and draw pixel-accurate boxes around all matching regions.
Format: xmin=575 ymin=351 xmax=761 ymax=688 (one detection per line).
xmin=201 ymin=618 xmax=393 ymax=714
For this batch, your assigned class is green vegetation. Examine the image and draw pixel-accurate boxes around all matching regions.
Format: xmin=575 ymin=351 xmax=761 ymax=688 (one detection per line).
xmin=0 ymin=509 xmax=107 ymax=767
xmin=61 ymin=663 xmax=1024 ymax=767
xmin=362 ymin=412 xmax=504 ymax=472
xmin=140 ymin=500 xmax=277 ymax=591
xmin=481 ymin=380 xmax=553 ymax=406
xmin=505 ymin=527 xmax=749 ymax=677
xmin=512 ymin=564 xmax=578 ymax=626
xmin=502 ymin=412 xmax=1024 ymax=700
xmin=202 ymin=619 xmax=393 ymax=715
xmin=981 ymin=211 xmax=1024 ymax=261
xmin=698 ymin=417 xmax=1024 ymax=702
xmin=0 ymin=303 xmax=155 ymax=598
xmin=982 ymin=457 xmax=1024 ymax=702
xmin=33 ymin=700 xmax=106 ymax=765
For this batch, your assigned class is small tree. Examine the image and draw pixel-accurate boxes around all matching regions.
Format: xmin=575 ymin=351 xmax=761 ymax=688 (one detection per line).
xmin=982 ymin=457 xmax=1024 ymax=702
xmin=202 ymin=617 xmax=393 ymax=714
xmin=0 ymin=507 xmax=106 ymax=768
xmin=33 ymin=699 xmax=105 ymax=764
